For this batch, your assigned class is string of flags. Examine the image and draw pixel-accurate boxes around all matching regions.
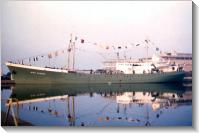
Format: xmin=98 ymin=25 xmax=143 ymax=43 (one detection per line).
xmin=77 ymin=37 xmax=160 ymax=51
xmin=42 ymin=49 xmax=67 ymax=59
xmin=67 ymin=35 xmax=161 ymax=53
xmin=17 ymin=49 xmax=68 ymax=64
xmin=15 ymin=36 xmax=160 ymax=64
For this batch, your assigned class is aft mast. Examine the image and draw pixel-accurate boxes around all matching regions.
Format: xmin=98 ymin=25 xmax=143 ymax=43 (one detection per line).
xmin=67 ymin=34 xmax=72 ymax=70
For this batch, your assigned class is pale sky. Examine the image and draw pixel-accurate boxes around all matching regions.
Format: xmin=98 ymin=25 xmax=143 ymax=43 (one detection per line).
xmin=1 ymin=1 xmax=192 ymax=73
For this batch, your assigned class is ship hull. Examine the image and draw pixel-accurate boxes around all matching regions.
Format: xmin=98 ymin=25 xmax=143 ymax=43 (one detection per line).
xmin=6 ymin=63 xmax=185 ymax=84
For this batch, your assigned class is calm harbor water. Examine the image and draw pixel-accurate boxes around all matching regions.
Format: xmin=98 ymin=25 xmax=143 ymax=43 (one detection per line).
xmin=1 ymin=83 xmax=192 ymax=126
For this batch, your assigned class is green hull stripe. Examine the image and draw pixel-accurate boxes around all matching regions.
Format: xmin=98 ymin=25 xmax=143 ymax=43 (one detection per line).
xmin=7 ymin=65 xmax=185 ymax=84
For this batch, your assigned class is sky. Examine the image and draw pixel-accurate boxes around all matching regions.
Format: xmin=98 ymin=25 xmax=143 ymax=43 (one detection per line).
xmin=1 ymin=1 xmax=192 ymax=73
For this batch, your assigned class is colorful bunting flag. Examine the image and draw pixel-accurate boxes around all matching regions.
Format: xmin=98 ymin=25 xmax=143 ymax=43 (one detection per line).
xmin=116 ymin=52 xmax=119 ymax=57
xmin=81 ymin=39 xmax=84 ymax=43
xmin=68 ymin=48 xmax=72 ymax=52
xmin=145 ymin=39 xmax=150 ymax=44
xmin=48 ymin=53 xmax=52 ymax=58
xmin=55 ymin=51 xmax=58 ymax=57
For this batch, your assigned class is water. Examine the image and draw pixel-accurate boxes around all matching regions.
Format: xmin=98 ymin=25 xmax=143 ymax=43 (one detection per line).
xmin=1 ymin=83 xmax=192 ymax=126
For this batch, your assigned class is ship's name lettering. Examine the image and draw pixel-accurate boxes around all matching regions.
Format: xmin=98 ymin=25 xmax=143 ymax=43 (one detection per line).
xmin=30 ymin=71 xmax=46 ymax=75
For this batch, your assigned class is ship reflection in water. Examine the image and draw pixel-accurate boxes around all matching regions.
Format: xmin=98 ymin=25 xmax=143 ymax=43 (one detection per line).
xmin=1 ymin=83 xmax=192 ymax=126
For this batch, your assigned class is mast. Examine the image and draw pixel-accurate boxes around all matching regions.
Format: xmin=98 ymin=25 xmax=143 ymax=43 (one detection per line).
xmin=66 ymin=96 xmax=76 ymax=126
xmin=67 ymin=34 xmax=76 ymax=71
xmin=72 ymin=41 xmax=75 ymax=71
xmin=146 ymin=44 xmax=149 ymax=62
xmin=145 ymin=39 xmax=149 ymax=62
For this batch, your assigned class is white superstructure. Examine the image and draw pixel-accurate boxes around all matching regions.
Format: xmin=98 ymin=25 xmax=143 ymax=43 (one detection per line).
xmin=103 ymin=51 xmax=192 ymax=72
xmin=116 ymin=62 xmax=154 ymax=74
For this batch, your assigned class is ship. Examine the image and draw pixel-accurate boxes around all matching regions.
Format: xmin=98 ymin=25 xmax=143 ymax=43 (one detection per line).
xmin=5 ymin=35 xmax=186 ymax=84
xmin=5 ymin=61 xmax=185 ymax=84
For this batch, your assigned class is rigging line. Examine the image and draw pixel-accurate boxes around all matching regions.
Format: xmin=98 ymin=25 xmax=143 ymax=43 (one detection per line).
xmin=75 ymin=48 xmax=108 ymax=60
xmin=96 ymin=52 xmax=108 ymax=60
xmin=123 ymin=44 xmax=158 ymax=53
xmin=75 ymin=47 xmax=102 ymax=54
xmin=76 ymin=47 xmax=121 ymax=56
xmin=11 ymin=47 xmax=68 ymax=62
xmin=96 ymin=101 xmax=114 ymax=115
xmin=75 ymin=112 xmax=97 ymax=120
xmin=75 ymin=99 xmax=113 ymax=119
